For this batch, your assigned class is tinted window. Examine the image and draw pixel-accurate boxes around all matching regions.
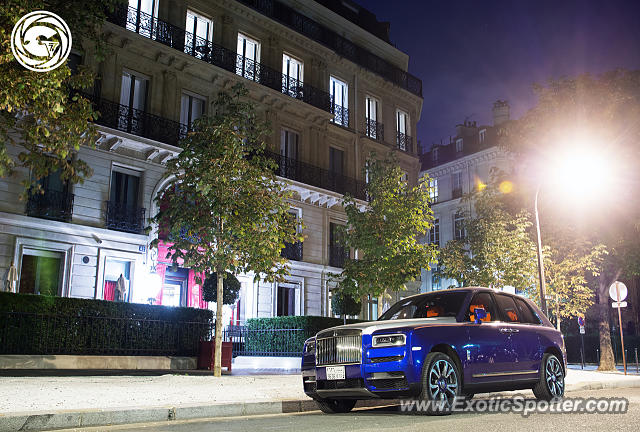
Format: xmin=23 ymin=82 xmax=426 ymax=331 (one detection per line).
xmin=379 ymin=291 xmax=468 ymax=321
xmin=467 ymin=292 xmax=497 ymax=322
xmin=514 ymin=297 xmax=541 ymax=324
xmin=495 ymin=294 xmax=520 ymax=322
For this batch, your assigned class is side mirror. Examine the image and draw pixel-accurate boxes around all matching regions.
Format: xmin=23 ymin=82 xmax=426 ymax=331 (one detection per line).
xmin=474 ymin=307 xmax=487 ymax=324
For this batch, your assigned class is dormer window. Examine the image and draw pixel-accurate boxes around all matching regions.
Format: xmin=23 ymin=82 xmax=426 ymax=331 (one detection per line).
xmin=479 ymin=129 xmax=486 ymax=144
xmin=432 ymin=147 xmax=439 ymax=162
xmin=456 ymin=138 xmax=463 ymax=153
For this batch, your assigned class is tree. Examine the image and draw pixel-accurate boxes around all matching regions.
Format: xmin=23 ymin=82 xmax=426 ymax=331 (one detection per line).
xmin=0 ymin=0 xmax=122 ymax=197
xmin=501 ymin=70 xmax=640 ymax=370
xmin=202 ymin=272 xmax=241 ymax=306
xmin=152 ymin=84 xmax=301 ymax=377
xmin=330 ymin=287 xmax=361 ymax=324
xmin=339 ymin=155 xmax=438 ymax=302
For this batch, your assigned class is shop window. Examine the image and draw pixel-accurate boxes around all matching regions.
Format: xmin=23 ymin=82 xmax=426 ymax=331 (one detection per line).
xmin=102 ymin=258 xmax=132 ymax=302
xmin=19 ymin=249 xmax=64 ymax=296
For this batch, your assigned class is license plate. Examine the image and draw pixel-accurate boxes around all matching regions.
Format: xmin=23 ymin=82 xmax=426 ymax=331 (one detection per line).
xmin=325 ymin=366 xmax=345 ymax=380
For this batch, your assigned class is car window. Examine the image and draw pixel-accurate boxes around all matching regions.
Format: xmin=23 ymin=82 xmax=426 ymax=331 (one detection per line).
xmin=514 ymin=297 xmax=541 ymax=324
xmin=495 ymin=294 xmax=520 ymax=322
xmin=379 ymin=291 xmax=468 ymax=321
xmin=467 ymin=292 xmax=496 ymax=322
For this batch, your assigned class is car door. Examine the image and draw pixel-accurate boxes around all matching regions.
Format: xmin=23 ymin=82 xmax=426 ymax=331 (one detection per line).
xmin=465 ymin=292 xmax=511 ymax=383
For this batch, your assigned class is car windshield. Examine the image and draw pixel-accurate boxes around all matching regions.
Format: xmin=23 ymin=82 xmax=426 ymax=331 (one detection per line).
xmin=378 ymin=291 xmax=468 ymax=321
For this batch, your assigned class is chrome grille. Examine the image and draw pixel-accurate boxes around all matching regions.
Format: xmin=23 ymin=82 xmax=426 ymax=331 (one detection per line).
xmin=316 ymin=334 xmax=362 ymax=365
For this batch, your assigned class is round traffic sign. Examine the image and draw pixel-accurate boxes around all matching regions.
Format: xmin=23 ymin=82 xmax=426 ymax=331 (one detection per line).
xmin=609 ymin=281 xmax=628 ymax=302
xmin=577 ymin=316 xmax=585 ymax=327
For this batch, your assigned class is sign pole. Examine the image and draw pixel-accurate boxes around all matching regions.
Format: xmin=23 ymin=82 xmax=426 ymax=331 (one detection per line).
xmin=580 ymin=332 xmax=585 ymax=369
xmin=615 ymin=282 xmax=627 ymax=375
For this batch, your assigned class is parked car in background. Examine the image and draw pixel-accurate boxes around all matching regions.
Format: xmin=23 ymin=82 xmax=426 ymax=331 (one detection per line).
xmin=301 ymin=287 xmax=566 ymax=415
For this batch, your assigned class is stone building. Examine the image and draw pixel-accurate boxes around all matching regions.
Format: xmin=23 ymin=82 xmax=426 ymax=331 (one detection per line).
xmin=0 ymin=0 xmax=423 ymax=323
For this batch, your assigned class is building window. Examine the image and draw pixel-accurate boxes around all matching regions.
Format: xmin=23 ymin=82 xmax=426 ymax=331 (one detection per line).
xmin=432 ymin=147 xmax=439 ymax=162
xmin=128 ymin=0 xmax=158 ymax=37
xmin=281 ymin=209 xmax=303 ymax=261
xmin=106 ymin=167 xmax=145 ymax=234
xmin=276 ymin=281 xmax=300 ymax=316
xmin=162 ymin=266 xmax=189 ymax=307
xmin=236 ymin=33 xmax=260 ymax=80
xmin=330 ymin=76 xmax=348 ymax=126
xmin=428 ymin=177 xmax=438 ymax=203
xmin=19 ymin=249 xmax=64 ymax=296
xmin=456 ymin=138 xmax=463 ymax=153
xmin=431 ymin=268 xmax=441 ymax=291
xmin=479 ymin=129 xmax=486 ymax=144
xmin=396 ymin=109 xmax=410 ymax=150
xmin=430 ymin=218 xmax=440 ymax=246
xmin=26 ymin=169 xmax=73 ymax=222
xmin=280 ymin=129 xmax=299 ymax=160
xmin=185 ymin=9 xmax=213 ymax=57
xmin=102 ymin=258 xmax=133 ymax=302
xmin=119 ymin=71 xmax=148 ymax=132
xmin=180 ymin=92 xmax=205 ymax=127
xmin=365 ymin=95 xmax=381 ymax=140
xmin=329 ymin=147 xmax=344 ymax=175
xmin=329 ymin=222 xmax=349 ymax=268
xmin=452 ymin=171 xmax=462 ymax=198
xmin=454 ymin=212 xmax=465 ymax=240
xmin=282 ymin=53 xmax=303 ymax=96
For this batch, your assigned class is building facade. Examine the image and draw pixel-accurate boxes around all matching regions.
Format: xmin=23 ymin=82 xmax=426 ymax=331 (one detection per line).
xmin=0 ymin=0 xmax=423 ymax=323
xmin=419 ymin=101 xmax=512 ymax=292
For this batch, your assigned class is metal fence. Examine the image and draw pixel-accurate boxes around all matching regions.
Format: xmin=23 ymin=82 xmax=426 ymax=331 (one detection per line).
xmin=222 ymin=326 xmax=309 ymax=357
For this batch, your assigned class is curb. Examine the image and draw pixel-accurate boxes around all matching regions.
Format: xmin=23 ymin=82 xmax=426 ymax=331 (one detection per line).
xmin=2 ymin=378 xmax=640 ymax=431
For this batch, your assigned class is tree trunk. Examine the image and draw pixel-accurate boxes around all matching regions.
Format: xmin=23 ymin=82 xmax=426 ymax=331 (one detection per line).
xmin=213 ymin=271 xmax=224 ymax=377
xmin=597 ymin=272 xmax=617 ymax=371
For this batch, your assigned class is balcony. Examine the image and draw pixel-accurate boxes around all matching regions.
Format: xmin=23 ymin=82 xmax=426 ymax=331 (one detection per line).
xmin=266 ymin=150 xmax=367 ymax=201
xmin=236 ymin=0 xmax=423 ymax=98
xmin=329 ymin=245 xmax=349 ymax=268
xmin=330 ymin=100 xmax=349 ymax=128
xmin=105 ymin=201 xmax=146 ymax=234
xmin=364 ymin=119 xmax=384 ymax=141
xmin=396 ymin=132 xmax=413 ymax=153
xmin=281 ymin=241 xmax=303 ymax=261
xmin=109 ymin=5 xmax=331 ymax=113
xmin=26 ymin=189 xmax=74 ymax=222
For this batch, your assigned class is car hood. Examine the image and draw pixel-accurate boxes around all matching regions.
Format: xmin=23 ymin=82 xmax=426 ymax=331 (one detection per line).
xmin=317 ymin=317 xmax=458 ymax=337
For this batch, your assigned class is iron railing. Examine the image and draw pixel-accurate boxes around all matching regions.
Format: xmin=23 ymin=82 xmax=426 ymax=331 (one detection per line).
xmin=364 ymin=118 xmax=384 ymax=141
xmin=329 ymin=245 xmax=349 ymax=268
xmin=223 ymin=326 xmax=310 ymax=357
xmin=109 ymin=5 xmax=332 ymax=113
xmin=0 ymin=312 xmax=210 ymax=356
xmin=396 ymin=132 xmax=413 ymax=153
xmin=266 ymin=150 xmax=367 ymax=201
xmin=105 ymin=201 xmax=147 ymax=234
xmin=236 ymin=0 xmax=423 ymax=97
xmin=330 ymin=100 xmax=349 ymax=128
xmin=25 ymin=189 xmax=74 ymax=222
xmin=281 ymin=241 xmax=303 ymax=261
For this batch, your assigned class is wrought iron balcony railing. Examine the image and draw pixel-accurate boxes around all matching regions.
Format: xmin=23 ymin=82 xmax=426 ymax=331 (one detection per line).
xmin=266 ymin=150 xmax=367 ymax=201
xmin=364 ymin=118 xmax=384 ymax=141
xmin=396 ymin=132 xmax=413 ymax=153
xmin=105 ymin=201 xmax=146 ymax=234
xmin=26 ymin=189 xmax=74 ymax=222
xmin=236 ymin=0 xmax=423 ymax=98
xmin=109 ymin=5 xmax=332 ymax=113
xmin=329 ymin=245 xmax=349 ymax=268
xmin=330 ymin=100 xmax=349 ymax=128
xmin=281 ymin=241 xmax=303 ymax=261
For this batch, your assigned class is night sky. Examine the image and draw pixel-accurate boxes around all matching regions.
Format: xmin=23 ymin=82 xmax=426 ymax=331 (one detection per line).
xmin=357 ymin=0 xmax=640 ymax=152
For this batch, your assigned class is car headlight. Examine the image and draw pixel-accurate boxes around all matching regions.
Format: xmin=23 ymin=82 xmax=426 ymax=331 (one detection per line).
xmin=304 ymin=340 xmax=316 ymax=354
xmin=372 ymin=333 xmax=406 ymax=348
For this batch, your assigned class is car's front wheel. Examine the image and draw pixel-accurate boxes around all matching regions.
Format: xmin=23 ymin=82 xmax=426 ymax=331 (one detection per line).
xmin=315 ymin=398 xmax=357 ymax=414
xmin=532 ymin=353 xmax=565 ymax=401
xmin=419 ymin=352 xmax=461 ymax=415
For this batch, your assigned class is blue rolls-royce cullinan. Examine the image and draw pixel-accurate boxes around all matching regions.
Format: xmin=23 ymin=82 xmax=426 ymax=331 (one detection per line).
xmin=301 ymin=287 xmax=566 ymax=415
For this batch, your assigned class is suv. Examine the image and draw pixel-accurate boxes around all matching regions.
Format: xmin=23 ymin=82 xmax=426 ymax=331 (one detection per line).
xmin=301 ymin=287 xmax=566 ymax=415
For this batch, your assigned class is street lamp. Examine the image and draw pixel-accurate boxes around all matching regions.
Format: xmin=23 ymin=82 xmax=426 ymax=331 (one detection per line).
xmin=533 ymin=184 xmax=547 ymax=316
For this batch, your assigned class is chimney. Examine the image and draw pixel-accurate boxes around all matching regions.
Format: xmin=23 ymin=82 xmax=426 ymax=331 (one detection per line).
xmin=492 ymin=100 xmax=510 ymax=126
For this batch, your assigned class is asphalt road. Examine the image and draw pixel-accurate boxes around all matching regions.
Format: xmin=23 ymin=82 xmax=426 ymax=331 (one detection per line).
xmin=63 ymin=387 xmax=640 ymax=432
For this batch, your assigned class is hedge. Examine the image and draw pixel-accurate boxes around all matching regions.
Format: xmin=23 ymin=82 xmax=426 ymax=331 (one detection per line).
xmin=0 ymin=292 xmax=213 ymax=356
xmin=243 ymin=316 xmax=366 ymax=356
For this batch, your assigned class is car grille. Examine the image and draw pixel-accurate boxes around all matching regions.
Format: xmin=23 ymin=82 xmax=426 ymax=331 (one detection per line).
xmin=317 ymin=378 xmax=365 ymax=390
xmin=368 ymin=377 xmax=409 ymax=390
xmin=370 ymin=355 xmax=404 ymax=363
xmin=316 ymin=333 xmax=362 ymax=365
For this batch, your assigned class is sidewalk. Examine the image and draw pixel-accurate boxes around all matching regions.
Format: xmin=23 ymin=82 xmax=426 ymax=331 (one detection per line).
xmin=1 ymin=369 xmax=640 ymax=431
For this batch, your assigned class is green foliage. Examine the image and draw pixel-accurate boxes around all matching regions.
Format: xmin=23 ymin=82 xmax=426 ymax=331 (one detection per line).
xmin=0 ymin=292 xmax=213 ymax=356
xmin=339 ymin=154 xmax=438 ymax=298
xmin=0 ymin=0 xmax=124 ymax=197
xmin=202 ymin=272 xmax=241 ymax=305
xmin=330 ymin=288 xmax=362 ymax=317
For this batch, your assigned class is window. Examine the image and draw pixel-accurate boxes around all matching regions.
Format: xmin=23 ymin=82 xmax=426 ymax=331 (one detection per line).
xmin=110 ymin=168 xmax=140 ymax=209
xmin=495 ymin=294 xmax=520 ymax=323
xmin=329 ymin=222 xmax=348 ymax=268
xmin=329 ymin=147 xmax=344 ymax=175
xmin=102 ymin=258 xmax=132 ymax=302
xmin=370 ymin=296 xmax=378 ymax=320
xmin=432 ymin=147 xmax=439 ymax=162
xmin=379 ymin=291 xmax=468 ymax=320
xmin=330 ymin=76 xmax=348 ymax=126
xmin=180 ymin=92 xmax=206 ymax=126
xmin=107 ymin=167 xmax=144 ymax=233
xmin=468 ymin=292 xmax=497 ymax=322
xmin=162 ymin=267 xmax=189 ymax=307
xmin=280 ymin=129 xmax=299 ymax=160
xmin=276 ymin=281 xmax=300 ymax=316
xmin=120 ymin=71 xmax=147 ymax=112
xmin=185 ymin=10 xmax=213 ymax=58
xmin=128 ymin=0 xmax=158 ymax=37
xmin=19 ymin=249 xmax=64 ymax=296
xmin=429 ymin=177 xmax=438 ymax=203
xmin=452 ymin=171 xmax=462 ymax=198
xmin=514 ymin=297 xmax=541 ymax=324
xmin=365 ymin=95 xmax=381 ymax=139
xmin=26 ymin=168 xmax=73 ymax=222
xmin=431 ymin=270 xmax=441 ymax=291
xmin=282 ymin=53 xmax=303 ymax=96
xmin=236 ymin=33 xmax=260 ymax=80
xmin=456 ymin=138 xmax=463 ymax=153
xmin=429 ymin=218 xmax=440 ymax=246
xmin=396 ymin=110 xmax=409 ymax=150
xmin=281 ymin=209 xmax=303 ymax=261
xmin=454 ymin=212 xmax=465 ymax=240
xmin=479 ymin=129 xmax=486 ymax=144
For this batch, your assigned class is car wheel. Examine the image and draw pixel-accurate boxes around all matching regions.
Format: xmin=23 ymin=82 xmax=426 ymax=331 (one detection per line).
xmin=315 ymin=398 xmax=357 ymax=414
xmin=419 ymin=352 xmax=461 ymax=415
xmin=532 ymin=353 xmax=565 ymax=401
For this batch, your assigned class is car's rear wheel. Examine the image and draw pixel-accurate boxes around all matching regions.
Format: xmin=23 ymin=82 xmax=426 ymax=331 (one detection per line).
xmin=315 ymin=398 xmax=357 ymax=414
xmin=532 ymin=353 xmax=565 ymax=401
xmin=419 ymin=352 xmax=461 ymax=415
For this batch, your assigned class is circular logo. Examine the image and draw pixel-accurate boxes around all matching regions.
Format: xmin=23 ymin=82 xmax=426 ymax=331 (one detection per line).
xmin=10 ymin=10 xmax=72 ymax=72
